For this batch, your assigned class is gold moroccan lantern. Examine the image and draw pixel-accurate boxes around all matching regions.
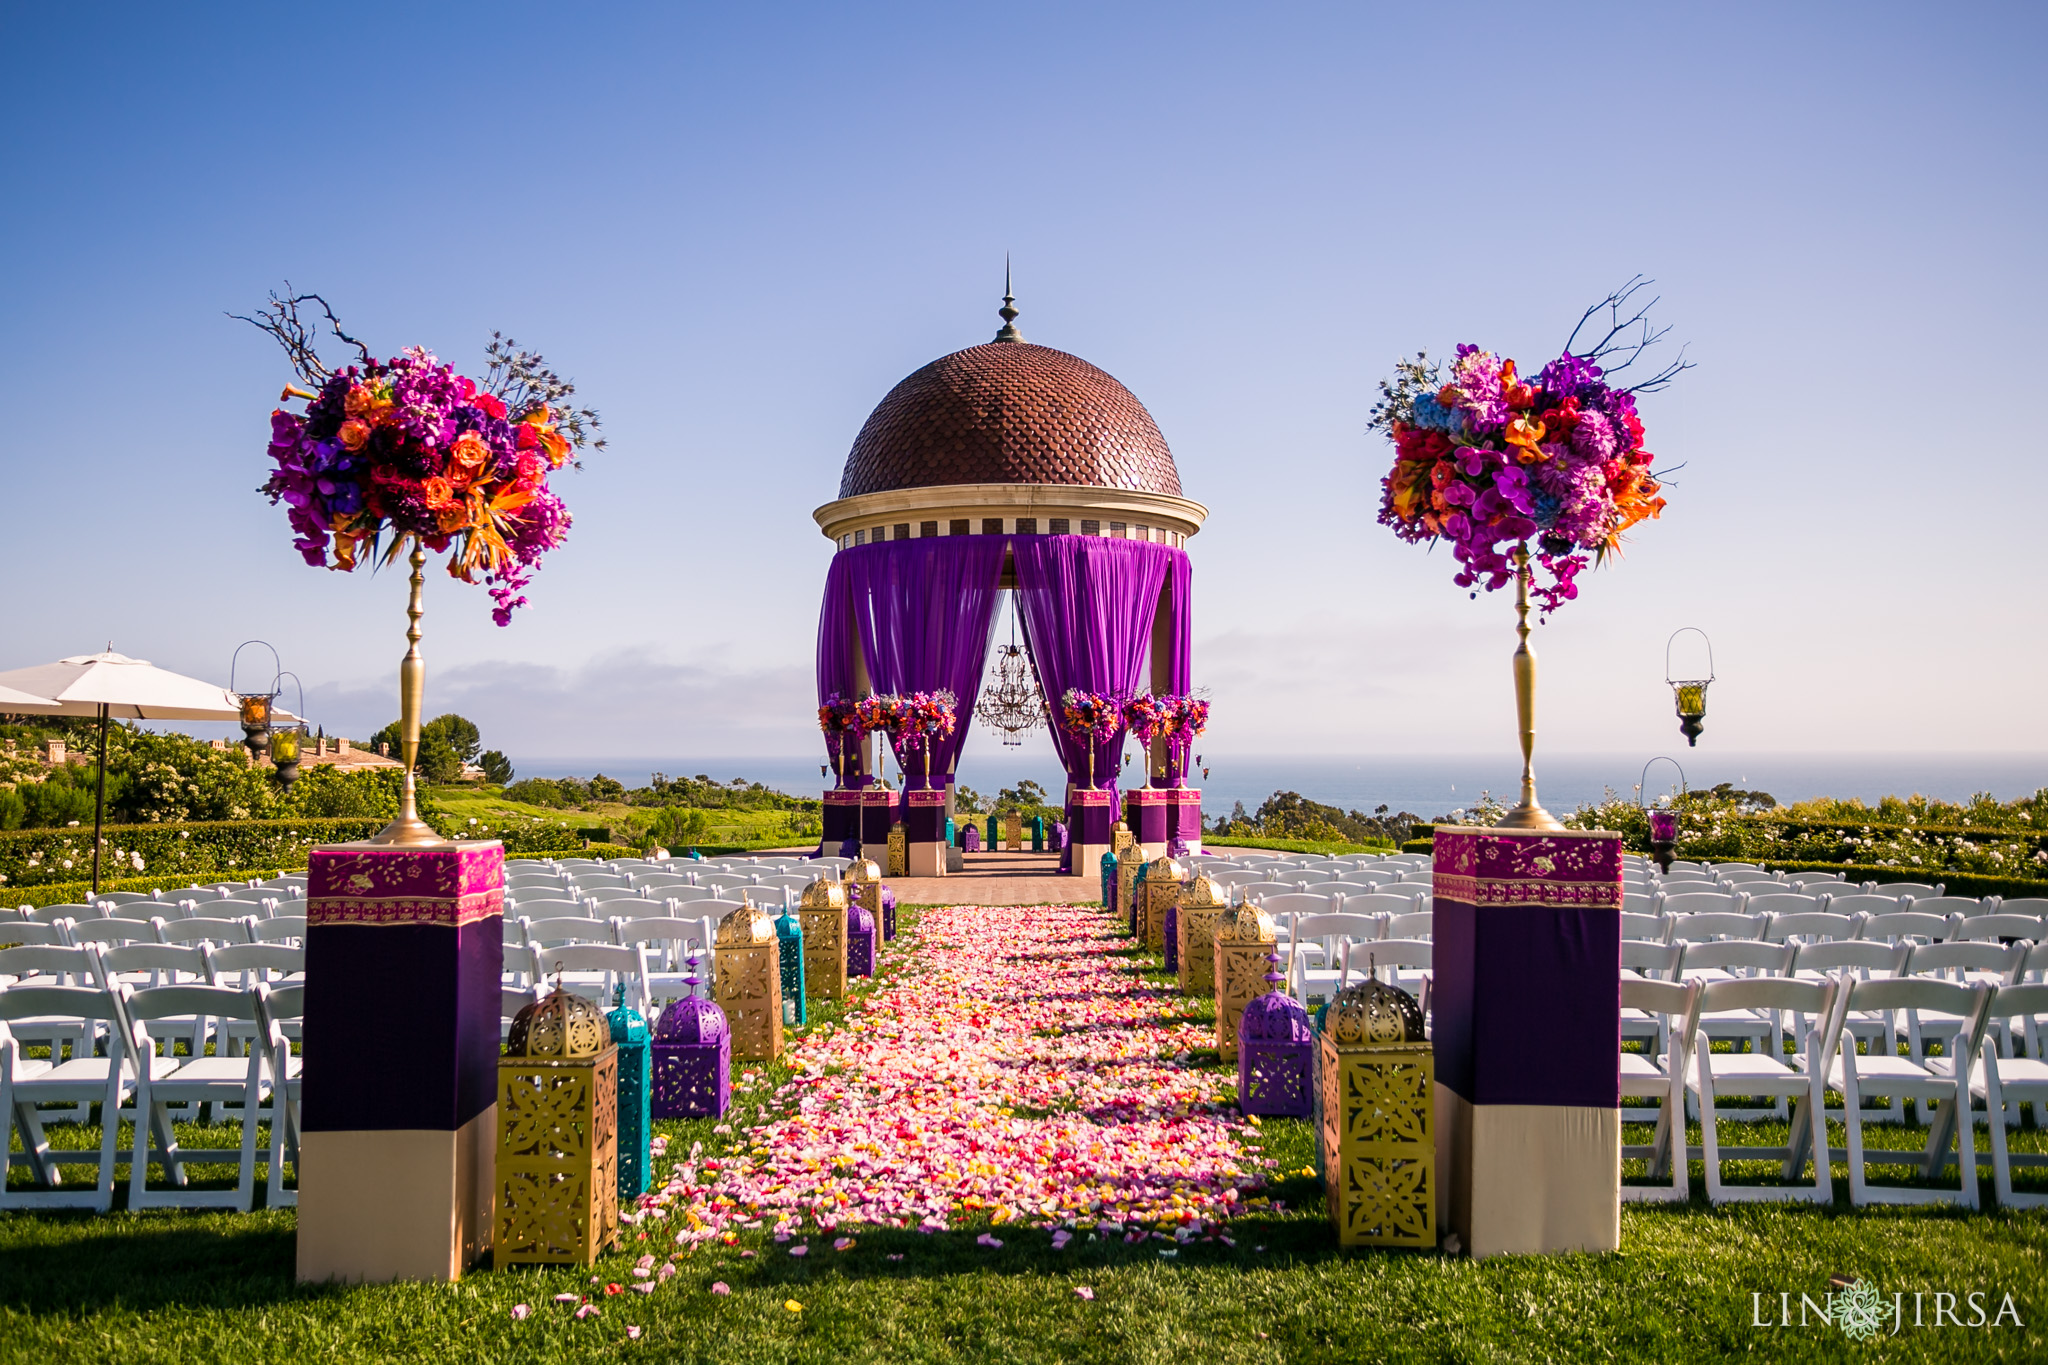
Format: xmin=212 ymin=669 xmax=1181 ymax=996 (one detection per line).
xmin=1174 ymin=873 xmax=1230 ymax=996
xmin=1212 ymin=902 xmax=1277 ymax=1062
xmin=712 ymin=903 xmax=784 ymax=1062
xmin=1137 ymin=855 xmax=1186 ymax=956
xmin=842 ymin=857 xmax=884 ymax=927
xmin=886 ymin=821 xmax=909 ymax=878
xmin=1319 ymin=977 xmax=1433 ymax=1249
xmin=1112 ymin=823 xmax=1139 ymax=928
xmin=496 ymin=985 xmax=621 ymax=1266
xmin=798 ymin=876 xmax=850 ymax=1005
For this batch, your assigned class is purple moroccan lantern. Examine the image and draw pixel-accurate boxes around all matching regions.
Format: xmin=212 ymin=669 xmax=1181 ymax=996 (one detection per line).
xmin=848 ymin=902 xmax=877 ymax=977
xmin=1051 ymin=821 xmax=1068 ymax=851
xmin=1163 ymin=903 xmax=1179 ymax=974
xmin=1237 ymin=975 xmax=1314 ymax=1118
xmin=962 ymin=824 xmax=981 ymax=853
xmin=880 ymin=884 xmax=897 ymax=942
xmin=651 ymin=986 xmax=731 ymax=1119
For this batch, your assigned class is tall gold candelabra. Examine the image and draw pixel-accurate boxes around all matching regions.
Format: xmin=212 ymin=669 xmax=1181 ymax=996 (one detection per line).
xmin=1494 ymin=542 xmax=1564 ymax=832
xmin=371 ymin=541 xmax=448 ymax=846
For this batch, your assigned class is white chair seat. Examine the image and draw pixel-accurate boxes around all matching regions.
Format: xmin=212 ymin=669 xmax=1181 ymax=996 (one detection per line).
xmin=1619 ymin=1053 xmax=1667 ymax=1084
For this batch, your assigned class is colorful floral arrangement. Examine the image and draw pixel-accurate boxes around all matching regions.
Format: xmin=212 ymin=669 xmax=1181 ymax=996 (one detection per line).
xmin=1059 ymin=689 xmax=1124 ymax=743
xmin=1122 ymin=693 xmax=1167 ymax=746
xmin=1370 ymin=282 xmax=1685 ymax=614
xmin=818 ymin=692 xmax=861 ymax=780
xmin=892 ymin=690 xmax=959 ymax=755
xmin=245 ymin=291 xmax=599 ymax=624
xmin=1167 ymin=695 xmax=1210 ymax=780
xmin=853 ymin=693 xmax=902 ymax=739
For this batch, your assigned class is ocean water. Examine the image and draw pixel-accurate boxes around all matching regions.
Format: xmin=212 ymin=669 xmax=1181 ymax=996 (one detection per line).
xmin=504 ymin=751 xmax=2048 ymax=821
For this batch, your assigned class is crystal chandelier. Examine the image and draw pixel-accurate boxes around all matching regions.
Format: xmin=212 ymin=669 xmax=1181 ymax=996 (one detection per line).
xmin=975 ymin=605 xmax=1047 ymax=747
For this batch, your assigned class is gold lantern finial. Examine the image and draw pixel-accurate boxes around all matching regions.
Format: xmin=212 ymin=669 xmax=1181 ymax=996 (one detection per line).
xmin=506 ymin=985 xmax=609 ymax=1058
xmin=1327 ymin=975 xmax=1426 ymax=1045
xmin=716 ymin=903 xmax=775 ymax=946
xmin=1218 ymin=902 xmax=1277 ymax=943
xmin=1139 ymin=854 xmax=1186 ymax=884
xmin=842 ymin=857 xmax=882 ymax=885
xmin=1181 ymin=872 xmax=1226 ymax=907
xmin=800 ymin=876 xmax=848 ymax=910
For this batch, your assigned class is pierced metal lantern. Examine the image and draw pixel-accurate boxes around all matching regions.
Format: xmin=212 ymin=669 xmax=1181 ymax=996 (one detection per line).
xmin=269 ymin=723 xmax=305 ymax=790
xmin=651 ymin=986 xmax=731 ymax=1119
xmin=1174 ymin=874 xmax=1230 ymax=997
xmin=712 ymin=904 xmax=783 ymax=1062
xmin=1319 ymin=978 xmax=1433 ymax=1249
xmin=1031 ymin=815 xmax=1045 ymax=852
xmin=497 ymin=986 xmax=620 ymax=1266
xmin=606 ymin=997 xmax=651 ymax=1200
xmin=963 ymin=824 xmax=982 ymax=853
xmin=1163 ymin=903 xmax=1179 ymax=974
xmin=848 ymin=902 xmax=876 ymax=977
xmin=880 ymin=884 xmax=897 ymax=942
xmin=887 ymin=821 xmax=908 ymax=877
xmin=798 ymin=876 xmax=849 ymax=1006
xmin=1138 ymin=855 xmax=1186 ymax=956
xmin=1112 ymin=824 xmax=1139 ymax=931
xmin=1665 ymin=627 xmax=1715 ymax=748
xmin=1003 ymin=811 xmax=1023 ymax=851
xmin=1212 ymin=903 xmax=1277 ymax=1063
xmin=775 ymin=906 xmax=807 ymax=1027
xmin=1239 ymin=979 xmax=1314 ymax=1118
xmin=1100 ymin=847 xmax=1118 ymax=913
xmin=842 ymin=858 xmax=884 ymax=936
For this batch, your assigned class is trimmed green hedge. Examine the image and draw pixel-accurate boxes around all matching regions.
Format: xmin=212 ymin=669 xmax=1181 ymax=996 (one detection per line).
xmin=1203 ymin=835 xmax=1397 ymax=857
xmin=1401 ymin=838 xmax=1436 ymax=854
xmin=1754 ymin=861 xmax=2048 ymax=902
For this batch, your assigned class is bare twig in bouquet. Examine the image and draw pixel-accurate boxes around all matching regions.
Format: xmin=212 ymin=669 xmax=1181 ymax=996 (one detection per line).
xmin=484 ymin=332 xmax=606 ymax=461
xmin=228 ymin=285 xmax=374 ymax=386
xmin=1563 ymin=276 xmax=1694 ymax=394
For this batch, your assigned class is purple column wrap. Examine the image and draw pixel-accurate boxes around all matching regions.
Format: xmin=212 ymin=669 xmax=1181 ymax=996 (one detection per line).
xmin=905 ymin=788 xmax=945 ymax=842
xmin=302 ymin=843 xmax=505 ymax=1133
xmin=1168 ymin=789 xmax=1202 ymax=845
xmin=822 ymin=792 xmax=861 ymax=848
xmin=1430 ymin=828 xmax=1621 ymax=1109
xmin=860 ymin=789 xmax=895 ymax=844
xmin=1127 ymin=788 xmax=1168 ymax=845
xmin=1072 ymin=789 xmax=1114 ymax=844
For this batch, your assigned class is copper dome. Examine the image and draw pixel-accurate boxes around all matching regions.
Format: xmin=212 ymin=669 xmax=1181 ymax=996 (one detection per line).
xmin=838 ymin=342 xmax=1183 ymax=500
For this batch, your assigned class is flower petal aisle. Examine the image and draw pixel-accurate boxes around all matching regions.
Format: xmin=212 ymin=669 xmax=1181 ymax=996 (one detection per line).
xmin=658 ymin=904 xmax=1270 ymax=1242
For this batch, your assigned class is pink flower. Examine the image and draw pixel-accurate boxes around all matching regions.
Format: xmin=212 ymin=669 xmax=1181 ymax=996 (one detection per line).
xmin=976 ymin=1233 xmax=1003 ymax=1249
xmin=711 ymin=1282 xmax=731 ymax=1295
xmin=627 ymin=1326 xmax=642 ymax=1340
xmin=552 ymin=1293 xmax=579 ymax=1304
xmin=1074 ymin=1286 xmax=1096 ymax=1300
xmin=509 ymin=1304 xmax=530 ymax=1320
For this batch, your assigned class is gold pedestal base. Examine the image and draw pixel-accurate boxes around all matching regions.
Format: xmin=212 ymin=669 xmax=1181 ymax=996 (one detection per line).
xmin=1494 ymin=802 xmax=1565 ymax=833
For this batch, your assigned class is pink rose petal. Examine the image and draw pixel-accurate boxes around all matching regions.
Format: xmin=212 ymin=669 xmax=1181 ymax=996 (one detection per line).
xmin=789 ymin=1245 xmax=808 ymax=1257
xmin=510 ymin=1304 xmax=530 ymax=1320
xmin=711 ymin=1281 xmax=731 ymax=1295
xmin=1074 ymin=1286 xmax=1096 ymax=1300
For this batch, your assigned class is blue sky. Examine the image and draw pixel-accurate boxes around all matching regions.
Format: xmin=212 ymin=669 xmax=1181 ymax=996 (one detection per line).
xmin=3 ymin=3 xmax=2043 ymax=768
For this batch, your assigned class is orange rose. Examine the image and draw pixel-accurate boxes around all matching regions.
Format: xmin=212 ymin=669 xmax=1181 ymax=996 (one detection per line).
xmin=344 ymin=384 xmax=374 ymax=417
xmin=338 ymin=418 xmax=371 ymax=450
xmin=422 ymin=476 xmax=456 ymax=510
xmin=450 ymin=431 xmax=490 ymax=481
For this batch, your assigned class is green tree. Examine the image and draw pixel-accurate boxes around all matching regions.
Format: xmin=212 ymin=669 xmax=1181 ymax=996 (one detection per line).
xmin=416 ymin=731 xmax=464 ymax=784
xmin=479 ymin=750 xmax=513 ymax=785
xmin=423 ymin=714 xmax=482 ymax=766
xmin=587 ymin=773 xmax=626 ymax=802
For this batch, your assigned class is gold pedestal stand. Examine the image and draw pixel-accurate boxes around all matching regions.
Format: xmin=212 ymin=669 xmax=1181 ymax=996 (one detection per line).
xmin=372 ymin=542 xmax=451 ymax=848
xmin=1494 ymin=543 xmax=1564 ymax=833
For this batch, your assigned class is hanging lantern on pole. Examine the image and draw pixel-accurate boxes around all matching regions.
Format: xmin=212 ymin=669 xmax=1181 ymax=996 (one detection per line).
xmin=1638 ymin=756 xmax=1687 ymax=874
xmin=1665 ymin=628 xmax=1715 ymax=747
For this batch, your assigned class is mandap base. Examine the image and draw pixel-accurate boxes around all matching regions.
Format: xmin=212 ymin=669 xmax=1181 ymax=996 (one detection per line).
xmin=1434 ymin=1088 xmax=1619 ymax=1257
xmin=297 ymin=1109 xmax=495 ymax=1282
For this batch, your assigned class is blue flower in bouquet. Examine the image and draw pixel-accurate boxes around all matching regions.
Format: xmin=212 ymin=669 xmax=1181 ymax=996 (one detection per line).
xmin=1409 ymin=393 xmax=1453 ymax=431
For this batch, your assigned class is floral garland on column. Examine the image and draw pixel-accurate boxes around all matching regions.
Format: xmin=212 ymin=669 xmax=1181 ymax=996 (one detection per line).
xmin=817 ymin=693 xmax=861 ymax=787
xmin=1059 ymin=689 xmax=1123 ymax=791
xmin=894 ymin=691 xmax=959 ymax=790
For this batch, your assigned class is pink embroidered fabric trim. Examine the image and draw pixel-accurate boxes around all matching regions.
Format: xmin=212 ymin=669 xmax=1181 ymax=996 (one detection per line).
xmin=1432 ymin=826 xmax=1623 ymax=910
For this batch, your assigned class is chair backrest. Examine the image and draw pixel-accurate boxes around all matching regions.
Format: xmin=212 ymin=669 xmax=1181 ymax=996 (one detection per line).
xmin=125 ymin=983 xmax=264 ymax=1038
xmin=1621 ymin=894 xmax=1659 ymax=917
xmin=1693 ymin=974 xmax=1834 ymax=1022
xmin=528 ymin=944 xmax=649 ymax=1004
xmin=1986 ymin=982 xmax=2048 ymax=1025
xmin=25 ymin=904 xmax=96 ymax=925
xmin=1254 ymin=893 xmax=1337 ymax=921
xmin=204 ymin=942 xmax=304 ymax=984
xmin=756 ymin=875 xmax=816 ymax=892
xmin=93 ymin=942 xmax=210 ymax=986
xmin=65 ymin=917 xmax=165 ymax=947
xmin=1839 ymin=978 xmax=1991 ymax=1047
xmin=1243 ymin=882 xmax=1303 ymax=901
xmin=1659 ymin=892 xmax=1743 ymax=918
xmin=1763 ymin=911 xmax=1861 ymax=944
xmin=95 ymin=891 xmax=155 ymax=908
xmin=502 ymin=985 xmax=540 ymax=1020
xmin=1622 ymin=940 xmax=1683 ymax=979
xmin=0 ymin=944 xmax=100 ymax=986
xmin=615 ymin=917 xmax=714 ymax=952
xmin=1296 ymin=881 xmax=1352 ymax=898
xmin=580 ymin=887 xmax=645 ymax=905
xmin=659 ymin=887 xmax=719 ymax=907
xmin=1666 ymin=911 xmax=1764 ymax=942
xmin=1621 ymin=975 xmax=1701 ymax=1035
xmin=1618 ymin=912 xmax=1668 ymax=942
xmin=1717 ymin=869 xmax=1780 ymax=885
xmin=1859 ymin=910 xmax=1959 ymax=944
xmin=253 ymin=916 xmax=307 ymax=943
xmin=0 ymin=921 xmax=70 ymax=947
xmin=1953 ymin=915 xmax=2044 ymax=943
xmin=1342 ymin=938 xmax=1431 ymax=975
xmin=1206 ymin=869 xmax=1263 ymax=888
xmin=0 ymin=982 xmax=127 ymax=1031
xmin=1904 ymin=941 xmax=2026 ymax=981
xmin=1399 ymin=871 xmax=1434 ymax=885
xmin=1337 ymin=871 xmax=1396 ymax=888
xmin=1331 ymin=892 xmax=1421 ymax=918
xmin=1288 ymin=912 xmax=1383 ymax=944
xmin=1677 ymin=939 xmax=1793 ymax=977
xmin=159 ymin=917 xmax=253 ymax=946
xmin=1914 ymin=897 xmax=1990 ymax=919
xmin=1879 ymin=883 xmax=1944 ymax=899
xmin=1656 ymin=881 xmax=1722 ymax=898
xmin=1790 ymin=940 xmax=1907 ymax=977
xmin=214 ymin=898 xmax=275 ymax=920
xmin=1993 ymin=898 xmax=2048 ymax=919
xmin=701 ymin=873 xmax=754 ymax=891
xmin=505 ymin=897 xmax=586 ymax=919
xmin=569 ymin=874 xmax=630 ymax=889
xmin=1742 ymin=892 xmax=1822 ymax=920
xmin=521 ymin=917 xmax=615 ymax=947
xmin=1383 ymin=911 xmax=1433 ymax=940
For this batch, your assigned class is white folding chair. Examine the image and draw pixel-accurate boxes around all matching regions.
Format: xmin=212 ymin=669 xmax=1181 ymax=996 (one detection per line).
xmin=1622 ymin=942 xmax=1685 ymax=1058
xmin=1859 ymin=910 xmax=1960 ymax=946
xmin=253 ymin=915 xmax=307 ymax=944
xmin=522 ymin=916 xmax=616 ymax=948
xmin=581 ymin=887 xmax=647 ymax=907
xmin=1974 ymin=984 xmax=2048 ymax=1207
xmin=1677 ymin=940 xmax=1796 ymax=1092
xmin=1665 ymin=909 xmax=1762 ymax=940
xmin=615 ymin=918 xmax=717 ymax=1001
xmin=1878 ymin=883 xmax=1945 ymax=901
xmin=530 ymin=943 xmax=652 ymax=1012
xmin=1685 ymin=976 xmax=1846 ymax=1205
xmin=94 ymin=942 xmax=215 ymax=1062
xmin=261 ymin=983 xmax=304 ymax=1207
xmin=1763 ymin=911 xmax=1863 ymax=946
xmin=1621 ymin=976 xmax=1702 ymax=1202
xmin=501 ymin=983 xmax=541 ymax=1044
xmin=1283 ymin=911 xmax=1382 ymax=1006
xmin=1381 ymin=911 xmax=1432 ymax=941
xmin=160 ymin=918 xmax=253 ymax=948
xmin=63 ymin=917 xmax=166 ymax=950
xmin=205 ymin=943 xmax=306 ymax=1053
xmin=0 ymin=984 xmax=145 ymax=1210
xmin=1789 ymin=940 xmax=1910 ymax=1062
xmin=1342 ymin=938 xmax=1431 ymax=997
xmin=1954 ymin=915 xmax=2046 ymax=944
xmin=121 ymin=983 xmax=272 ymax=1210
xmin=505 ymin=896 xmax=585 ymax=920
xmin=1899 ymin=941 xmax=2027 ymax=1059
xmin=1619 ymin=912 xmax=1668 ymax=942
xmin=1831 ymin=978 xmax=1992 ymax=1208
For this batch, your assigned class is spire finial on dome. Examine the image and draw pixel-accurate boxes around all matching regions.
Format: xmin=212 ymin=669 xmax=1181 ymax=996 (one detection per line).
xmin=994 ymin=255 xmax=1024 ymax=343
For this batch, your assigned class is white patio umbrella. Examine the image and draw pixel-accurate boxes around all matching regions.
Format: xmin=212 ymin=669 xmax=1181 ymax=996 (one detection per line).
xmin=0 ymin=683 xmax=66 ymax=714
xmin=0 ymin=650 xmax=296 ymax=893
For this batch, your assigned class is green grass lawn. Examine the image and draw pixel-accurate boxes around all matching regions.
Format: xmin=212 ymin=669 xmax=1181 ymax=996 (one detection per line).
xmin=429 ymin=786 xmax=816 ymax=851
xmin=6 ymin=909 xmax=2048 ymax=1362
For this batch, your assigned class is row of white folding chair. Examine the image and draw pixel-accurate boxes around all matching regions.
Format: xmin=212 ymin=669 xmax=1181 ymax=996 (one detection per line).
xmin=509 ymin=914 xmax=722 ymax=1000
xmin=0 ymin=977 xmax=299 ymax=1211
xmin=1 ymin=940 xmax=304 ymax=1056
xmin=12 ymin=914 xmax=305 ymax=952
xmin=1634 ymin=904 xmax=2023 ymax=949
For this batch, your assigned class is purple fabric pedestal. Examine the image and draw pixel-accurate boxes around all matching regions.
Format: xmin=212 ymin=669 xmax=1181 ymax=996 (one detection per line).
xmin=1431 ymin=826 xmax=1621 ymax=1257
xmin=1127 ymin=788 xmax=1169 ymax=849
xmin=905 ymin=789 xmax=945 ymax=843
xmin=823 ymin=792 xmax=861 ymax=850
xmin=1168 ymin=789 xmax=1203 ymax=852
xmin=1070 ymin=789 xmax=1114 ymax=844
xmin=859 ymin=789 xmax=895 ymax=846
xmin=848 ymin=904 xmax=876 ymax=977
xmin=299 ymin=840 xmax=504 ymax=1283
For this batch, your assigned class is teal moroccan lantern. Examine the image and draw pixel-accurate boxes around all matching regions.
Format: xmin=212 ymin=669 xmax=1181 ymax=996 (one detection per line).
xmin=606 ymin=991 xmax=651 ymax=1200
xmin=775 ymin=907 xmax=807 ymax=1027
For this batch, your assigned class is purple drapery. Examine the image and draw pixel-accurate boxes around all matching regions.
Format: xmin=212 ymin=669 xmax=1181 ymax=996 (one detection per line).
xmin=814 ymin=554 xmax=867 ymax=785
xmin=842 ymin=537 xmax=1009 ymax=787
xmin=1166 ymin=549 xmax=1192 ymax=694
xmin=1012 ymin=536 xmax=1189 ymax=801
